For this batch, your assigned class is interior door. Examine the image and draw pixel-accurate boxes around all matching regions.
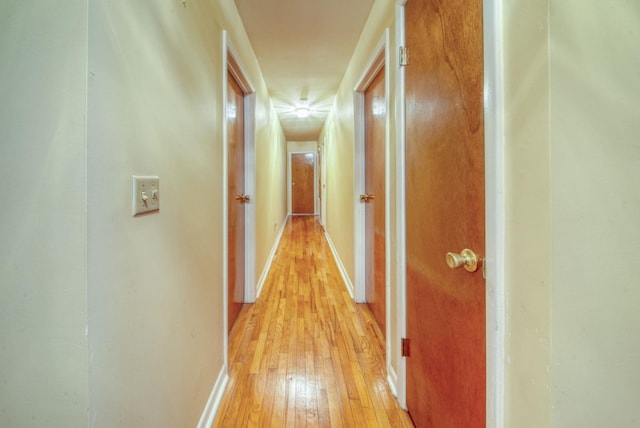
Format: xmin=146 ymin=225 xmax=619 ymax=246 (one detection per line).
xmin=364 ymin=67 xmax=386 ymax=336
xmin=227 ymin=71 xmax=246 ymax=332
xmin=405 ymin=0 xmax=486 ymax=426
xmin=291 ymin=153 xmax=315 ymax=215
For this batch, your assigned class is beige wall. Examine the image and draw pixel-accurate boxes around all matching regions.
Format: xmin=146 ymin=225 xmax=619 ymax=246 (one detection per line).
xmin=288 ymin=141 xmax=317 ymax=153
xmin=87 ymin=0 xmax=285 ymax=426
xmin=0 ymin=1 xmax=89 ymax=426
xmin=87 ymin=2 xmax=224 ymax=425
xmin=1 ymin=0 xmax=285 ymax=426
xmin=504 ymin=0 xmax=640 ymax=426
xmin=255 ymin=114 xmax=288 ymax=283
xmin=549 ymin=1 xmax=640 ymax=426
xmin=502 ymin=0 xmax=552 ymax=426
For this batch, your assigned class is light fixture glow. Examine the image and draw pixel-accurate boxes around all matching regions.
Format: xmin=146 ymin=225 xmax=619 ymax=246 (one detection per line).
xmin=295 ymin=107 xmax=311 ymax=119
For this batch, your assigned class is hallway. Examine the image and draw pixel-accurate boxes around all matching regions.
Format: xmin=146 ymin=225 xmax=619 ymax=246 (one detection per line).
xmin=213 ymin=216 xmax=413 ymax=427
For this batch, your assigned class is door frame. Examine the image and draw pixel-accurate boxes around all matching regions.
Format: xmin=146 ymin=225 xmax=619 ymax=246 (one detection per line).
xmin=319 ymin=138 xmax=327 ymax=227
xmin=394 ymin=1 xmax=506 ymax=427
xmin=354 ymin=29 xmax=391 ymax=370
xmin=288 ymin=151 xmax=317 ymax=215
xmin=482 ymin=1 xmax=507 ymax=425
xmin=222 ymin=31 xmax=257 ymax=369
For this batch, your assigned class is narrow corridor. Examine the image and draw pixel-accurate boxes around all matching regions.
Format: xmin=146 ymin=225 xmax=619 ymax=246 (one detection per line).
xmin=213 ymin=216 xmax=414 ymax=427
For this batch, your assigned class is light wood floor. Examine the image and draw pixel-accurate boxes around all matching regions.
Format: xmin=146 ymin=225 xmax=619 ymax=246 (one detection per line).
xmin=213 ymin=215 xmax=414 ymax=427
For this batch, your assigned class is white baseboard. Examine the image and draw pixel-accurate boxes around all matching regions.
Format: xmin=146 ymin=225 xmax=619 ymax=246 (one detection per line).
xmin=255 ymin=216 xmax=288 ymax=298
xmin=387 ymin=363 xmax=399 ymax=398
xmin=323 ymin=230 xmax=355 ymax=299
xmin=197 ymin=366 xmax=229 ymax=428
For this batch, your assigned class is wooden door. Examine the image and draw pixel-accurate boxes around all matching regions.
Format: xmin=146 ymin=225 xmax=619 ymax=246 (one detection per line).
xmin=291 ymin=153 xmax=315 ymax=214
xmin=405 ymin=0 xmax=485 ymax=426
xmin=227 ymin=71 xmax=245 ymax=332
xmin=364 ymin=67 xmax=386 ymax=336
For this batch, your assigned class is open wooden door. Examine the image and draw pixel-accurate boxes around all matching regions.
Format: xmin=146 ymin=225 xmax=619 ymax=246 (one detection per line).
xmin=227 ymin=71 xmax=246 ymax=332
xmin=363 ymin=67 xmax=386 ymax=336
xmin=405 ymin=0 xmax=485 ymax=426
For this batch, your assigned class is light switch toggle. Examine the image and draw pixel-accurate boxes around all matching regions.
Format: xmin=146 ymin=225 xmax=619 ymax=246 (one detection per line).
xmin=133 ymin=176 xmax=160 ymax=216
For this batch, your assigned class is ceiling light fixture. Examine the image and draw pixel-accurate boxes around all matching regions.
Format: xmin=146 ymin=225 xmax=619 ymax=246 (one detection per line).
xmin=295 ymin=106 xmax=311 ymax=119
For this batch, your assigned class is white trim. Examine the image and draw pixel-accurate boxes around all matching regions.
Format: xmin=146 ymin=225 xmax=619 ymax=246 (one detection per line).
xmin=484 ymin=0 xmax=506 ymax=427
xmin=382 ymin=28 xmax=393 ymax=395
xmin=387 ymin=363 xmax=399 ymax=399
xmin=353 ymin=90 xmax=366 ymax=302
xmin=353 ymin=31 xmax=389 ymax=305
xmin=255 ymin=216 xmax=288 ymax=298
xmin=288 ymin=151 xmax=318 ymax=215
xmin=196 ymin=367 xmax=229 ymax=428
xmin=243 ymin=92 xmax=257 ymax=303
xmin=319 ymin=140 xmax=327 ymax=228
xmin=221 ymin=30 xmax=230 ymax=371
xmin=324 ymin=230 xmax=355 ymax=299
xmin=394 ymin=1 xmax=408 ymax=410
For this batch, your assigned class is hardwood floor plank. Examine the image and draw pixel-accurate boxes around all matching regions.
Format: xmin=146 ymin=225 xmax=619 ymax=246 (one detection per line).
xmin=212 ymin=216 xmax=413 ymax=427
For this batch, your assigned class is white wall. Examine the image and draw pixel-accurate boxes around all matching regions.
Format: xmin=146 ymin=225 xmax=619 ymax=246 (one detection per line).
xmin=87 ymin=2 xmax=225 ymax=425
xmin=255 ymin=112 xmax=288 ymax=292
xmin=502 ymin=0 xmax=552 ymax=425
xmin=503 ymin=0 xmax=640 ymax=426
xmin=1 ymin=0 xmax=286 ymax=426
xmin=549 ymin=1 xmax=640 ymax=426
xmin=86 ymin=0 xmax=285 ymax=426
xmin=0 ymin=1 xmax=89 ymax=426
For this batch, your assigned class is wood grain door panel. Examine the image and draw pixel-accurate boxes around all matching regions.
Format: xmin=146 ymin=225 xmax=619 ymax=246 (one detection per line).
xmin=228 ymin=71 xmax=245 ymax=332
xmin=405 ymin=0 xmax=486 ymax=426
xmin=291 ymin=153 xmax=315 ymax=215
xmin=364 ymin=67 xmax=386 ymax=336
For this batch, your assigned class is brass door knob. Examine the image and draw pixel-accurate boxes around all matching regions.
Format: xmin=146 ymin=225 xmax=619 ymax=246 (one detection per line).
xmin=445 ymin=248 xmax=479 ymax=272
xmin=359 ymin=193 xmax=375 ymax=202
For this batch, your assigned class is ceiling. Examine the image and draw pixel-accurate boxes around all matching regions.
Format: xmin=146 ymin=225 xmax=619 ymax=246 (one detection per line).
xmin=234 ymin=0 xmax=374 ymax=141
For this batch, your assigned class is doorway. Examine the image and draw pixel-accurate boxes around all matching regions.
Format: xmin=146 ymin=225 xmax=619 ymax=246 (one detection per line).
xmin=227 ymin=70 xmax=246 ymax=332
xmin=403 ymin=0 xmax=486 ymax=425
xmin=223 ymin=34 xmax=257 ymax=346
xmin=363 ymin=66 xmax=386 ymax=336
xmin=289 ymin=152 xmax=317 ymax=215
xmin=354 ymin=32 xmax=390 ymax=367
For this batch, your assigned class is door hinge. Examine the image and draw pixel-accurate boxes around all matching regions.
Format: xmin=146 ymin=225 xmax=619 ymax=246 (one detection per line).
xmin=400 ymin=46 xmax=409 ymax=67
xmin=401 ymin=338 xmax=411 ymax=357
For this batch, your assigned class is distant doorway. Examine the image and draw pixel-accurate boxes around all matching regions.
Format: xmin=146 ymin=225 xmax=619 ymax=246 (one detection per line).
xmin=290 ymin=152 xmax=316 ymax=215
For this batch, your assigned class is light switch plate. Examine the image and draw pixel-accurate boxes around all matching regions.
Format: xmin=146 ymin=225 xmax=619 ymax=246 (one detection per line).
xmin=132 ymin=176 xmax=159 ymax=216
